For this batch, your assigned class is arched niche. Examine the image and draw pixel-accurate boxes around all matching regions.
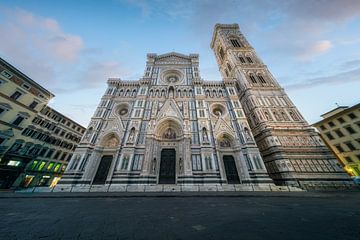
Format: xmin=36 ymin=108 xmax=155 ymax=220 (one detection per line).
xmin=100 ymin=133 xmax=120 ymax=148
xmin=216 ymin=133 xmax=235 ymax=148
xmin=154 ymin=118 xmax=183 ymax=140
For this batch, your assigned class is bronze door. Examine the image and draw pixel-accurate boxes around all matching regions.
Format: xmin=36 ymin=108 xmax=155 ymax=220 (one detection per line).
xmin=223 ymin=155 xmax=240 ymax=184
xmin=159 ymin=149 xmax=176 ymax=184
xmin=93 ymin=155 xmax=113 ymax=185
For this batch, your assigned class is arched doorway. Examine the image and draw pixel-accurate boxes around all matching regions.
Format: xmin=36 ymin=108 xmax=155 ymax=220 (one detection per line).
xmin=154 ymin=117 xmax=184 ymax=184
xmin=223 ymin=155 xmax=240 ymax=184
xmin=159 ymin=149 xmax=176 ymax=184
xmin=93 ymin=155 xmax=113 ymax=185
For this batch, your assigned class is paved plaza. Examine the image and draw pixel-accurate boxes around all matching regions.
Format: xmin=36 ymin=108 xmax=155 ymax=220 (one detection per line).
xmin=0 ymin=191 xmax=360 ymax=240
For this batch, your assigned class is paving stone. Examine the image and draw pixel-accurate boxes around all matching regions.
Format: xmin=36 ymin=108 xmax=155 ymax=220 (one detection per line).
xmin=108 ymin=184 xmax=127 ymax=192
xmin=144 ymin=185 xmax=163 ymax=192
xmin=253 ymin=185 xmax=271 ymax=191
xmin=53 ymin=185 xmax=72 ymax=192
xmin=72 ymin=186 xmax=91 ymax=192
xmin=90 ymin=185 xmax=110 ymax=192
xmin=199 ymin=185 xmax=218 ymax=191
xmin=181 ymin=185 xmax=199 ymax=192
xmin=126 ymin=185 xmax=145 ymax=192
xmin=270 ymin=185 xmax=290 ymax=192
xmin=163 ymin=185 xmax=181 ymax=192
xmin=218 ymin=185 xmax=235 ymax=191
xmin=235 ymin=185 xmax=254 ymax=191
xmin=33 ymin=187 xmax=53 ymax=193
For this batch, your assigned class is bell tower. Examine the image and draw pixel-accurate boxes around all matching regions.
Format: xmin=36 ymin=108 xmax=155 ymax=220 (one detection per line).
xmin=211 ymin=24 xmax=350 ymax=187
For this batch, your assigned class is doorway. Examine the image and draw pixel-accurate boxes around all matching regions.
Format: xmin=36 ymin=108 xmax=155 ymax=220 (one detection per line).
xmin=93 ymin=155 xmax=113 ymax=185
xmin=223 ymin=155 xmax=240 ymax=184
xmin=159 ymin=149 xmax=176 ymax=184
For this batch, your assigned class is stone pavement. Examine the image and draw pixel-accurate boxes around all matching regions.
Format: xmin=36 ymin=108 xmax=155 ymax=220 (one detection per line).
xmin=19 ymin=184 xmax=304 ymax=193
xmin=0 ymin=191 xmax=360 ymax=240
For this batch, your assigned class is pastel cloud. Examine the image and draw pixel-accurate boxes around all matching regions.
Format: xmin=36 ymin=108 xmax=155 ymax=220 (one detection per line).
xmin=297 ymin=40 xmax=333 ymax=60
xmin=0 ymin=8 xmax=84 ymax=62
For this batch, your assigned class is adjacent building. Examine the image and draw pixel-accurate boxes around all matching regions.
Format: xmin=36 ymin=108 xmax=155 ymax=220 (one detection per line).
xmin=56 ymin=23 xmax=352 ymax=192
xmin=0 ymin=57 xmax=85 ymax=189
xmin=313 ymin=103 xmax=360 ymax=182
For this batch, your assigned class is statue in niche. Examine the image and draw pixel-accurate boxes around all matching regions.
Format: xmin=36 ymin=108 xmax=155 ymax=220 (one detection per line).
xmin=84 ymin=127 xmax=93 ymax=141
xmin=202 ymin=128 xmax=209 ymax=143
xmin=127 ymin=128 xmax=135 ymax=143
xmin=105 ymin=136 xmax=118 ymax=147
xmin=244 ymin=127 xmax=252 ymax=141
xmin=179 ymin=157 xmax=183 ymax=172
xmin=219 ymin=137 xmax=231 ymax=147
xmin=152 ymin=158 xmax=156 ymax=173
xmin=169 ymin=88 xmax=174 ymax=98
xmin=163 ymin=128 xmax=176 ymax=139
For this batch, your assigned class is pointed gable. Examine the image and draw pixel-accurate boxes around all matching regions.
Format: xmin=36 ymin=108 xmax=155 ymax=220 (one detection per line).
xmin=157 ymin=99 xmax=183 ymax=121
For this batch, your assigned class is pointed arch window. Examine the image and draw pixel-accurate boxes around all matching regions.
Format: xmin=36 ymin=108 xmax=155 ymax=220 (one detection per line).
xmin=230 ymin=39 xmax=242 ymax=48
xmin=258 ymin=74 xmax=266 ymax=83
xmin=227 ymin=63 xmax=232 ymax=72
xmin=219 ymin=47 xmax=225 ymax=60
xmin=249 ymin=74 xmax=257 ymax=83
xmin=246 ymin=56 xmax=253 ymax=63
xmin=239 ymin=56 xmax=246 ymax=63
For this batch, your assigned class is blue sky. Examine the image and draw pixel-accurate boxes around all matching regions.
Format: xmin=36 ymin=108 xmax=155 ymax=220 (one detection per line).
xmin=0 ymin=0 xmax=359 ymax=127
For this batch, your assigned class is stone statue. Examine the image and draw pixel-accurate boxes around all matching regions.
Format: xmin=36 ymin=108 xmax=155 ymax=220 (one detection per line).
xmin=163 ymin=128 xmax=176 ymax=139
xmin=152 ymin=158 xmax=156 ymax=173
xmin=106 ymin=136 xmax=118 ymax=147
xmin=202 ymin=128 xmax=209 ymax=143
xmin=128 ymin=128 xmax=135 ymax=143
xmin=244 ymin=127 xmax=251 ymax=141
xmin=179 ymin=157 xmax=183 ymax=172
xmin=219 ymin=137 xmax=231 ymax=147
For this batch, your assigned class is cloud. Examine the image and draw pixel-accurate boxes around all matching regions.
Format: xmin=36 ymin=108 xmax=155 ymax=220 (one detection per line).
xmin=0 ymin=7 xmax=127 ymax=93
xmin=297 ymin=40 xmax=333 ymax=60
xmin=0 ymin=8 xmax=84 ymax=62
xmin=80 ymin=61 xmax=128 ymax=88
xmin=284 ymin=67 xmax=360 ymax=90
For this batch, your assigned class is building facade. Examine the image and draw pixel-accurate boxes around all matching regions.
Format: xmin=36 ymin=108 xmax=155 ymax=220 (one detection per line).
xmin=56 ymin=24 xmax=352 ymax=192
xmin=0 ymin=57 xmax=85 ymax=189
xmin=313 ymin=104 xmax=360 ymax=183
xmin=14 ymin=106 xmax=85 ymax=189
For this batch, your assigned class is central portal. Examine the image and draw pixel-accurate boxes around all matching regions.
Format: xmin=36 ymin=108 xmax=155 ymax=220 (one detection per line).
xmin=159 ymin=148 xmax=176 ymax=184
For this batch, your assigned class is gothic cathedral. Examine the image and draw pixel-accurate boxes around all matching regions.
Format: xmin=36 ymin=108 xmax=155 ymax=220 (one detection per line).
xmin=56 ymin=24 xmax=351 ymax=192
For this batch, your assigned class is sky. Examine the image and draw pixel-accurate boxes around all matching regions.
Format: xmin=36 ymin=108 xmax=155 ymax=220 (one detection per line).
xmin=0 ymin=0 xmax=359 ymax=127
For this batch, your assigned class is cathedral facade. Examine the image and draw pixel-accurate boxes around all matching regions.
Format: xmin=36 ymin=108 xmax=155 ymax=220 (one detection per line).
xmin=56 ymin=24 xmax=351 ymax=192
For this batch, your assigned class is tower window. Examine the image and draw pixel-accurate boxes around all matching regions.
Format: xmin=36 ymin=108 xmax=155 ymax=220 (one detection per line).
xmin=249 ymin=74 xmax=257 ymax=83
xmin=246 ymin=57 xmax=253 ymax=63
xmin=227 ymin=63 xmax=232 ymax=72
xmin=219 ymin=47 xmax=225 ymax=60
xmin=239 ymin=56 xmax=246 ymax=63
xmin=258 ymin=75 xmax=266 ymax=83
xmin=230 ymin=39 xmax=242 ymax=48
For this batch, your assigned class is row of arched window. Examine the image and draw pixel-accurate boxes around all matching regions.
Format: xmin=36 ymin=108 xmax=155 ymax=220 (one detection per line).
xmin=148 ymin=88 xmax=194 ymax=98
xmin=204 ymin=89 xmax=225 ymax=98
xmin=248 ymin=73 xmax=273 ymax=85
